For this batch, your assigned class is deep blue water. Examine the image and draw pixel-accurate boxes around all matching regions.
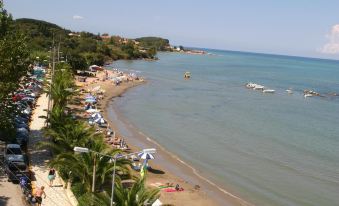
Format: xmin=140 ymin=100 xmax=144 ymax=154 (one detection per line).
xmin=111 ymin=50 xmax=339 ymax=206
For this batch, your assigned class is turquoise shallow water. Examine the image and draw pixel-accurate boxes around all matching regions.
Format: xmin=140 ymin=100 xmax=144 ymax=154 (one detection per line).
xmin=111 ymin=51 xmax=339 ymax=206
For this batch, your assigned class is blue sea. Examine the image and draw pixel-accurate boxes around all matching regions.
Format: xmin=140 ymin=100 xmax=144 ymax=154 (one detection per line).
xmin=110 ymin=50 xmax=339 ymax=206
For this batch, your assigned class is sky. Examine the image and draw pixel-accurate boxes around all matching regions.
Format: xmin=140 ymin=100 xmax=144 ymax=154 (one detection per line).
xmin=4 ymin=0 xmax=339 ymax=59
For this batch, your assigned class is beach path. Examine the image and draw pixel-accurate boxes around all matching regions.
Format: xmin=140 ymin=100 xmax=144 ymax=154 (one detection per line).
xmin=29 ymin=94 xmax=75 ymax=206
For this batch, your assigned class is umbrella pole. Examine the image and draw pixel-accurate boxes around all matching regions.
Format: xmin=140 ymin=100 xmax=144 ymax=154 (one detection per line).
xmin=111 ymin=158 xmax=117 ymax=206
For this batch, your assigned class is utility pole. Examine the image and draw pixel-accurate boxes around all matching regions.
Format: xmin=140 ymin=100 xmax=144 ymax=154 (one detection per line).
xmin=57 ymin=35 xmax=62 ymax=63
xmin=46 ymin=38 xmax=56 ymax=127
xmin=92 ymin=155 xmax=96 ymax=193
xmin=57 ymin=41 xmax=60 ymax=63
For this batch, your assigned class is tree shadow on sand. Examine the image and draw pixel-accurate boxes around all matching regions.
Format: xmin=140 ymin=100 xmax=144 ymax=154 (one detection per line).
xmin=0 ymin=195 xmax=10 ymax=206
xmin=28 ymin=129 xmax=53 ymax=182
xmin=148 ymin=167 xmax=165 ymax=175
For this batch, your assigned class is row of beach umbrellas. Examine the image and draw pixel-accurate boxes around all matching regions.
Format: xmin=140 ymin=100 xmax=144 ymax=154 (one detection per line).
xmin=84 ymin=95 xmax=105 ymax=125
xmin=84 ymin=93 xmax=155 ymax=172
xmin=85 ymin=95 xmax=97 ymax=103
xmin=88 ymin=112 xmax=105 ymax=125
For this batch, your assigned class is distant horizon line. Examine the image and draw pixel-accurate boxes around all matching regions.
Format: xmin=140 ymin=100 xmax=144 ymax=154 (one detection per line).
xmin=184 ymin=46 xmax=339 ymax=63
xmin=11 ymin=17 xmax=339 ymax=62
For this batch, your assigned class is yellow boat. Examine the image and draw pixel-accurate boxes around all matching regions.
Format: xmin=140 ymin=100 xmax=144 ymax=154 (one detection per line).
xmin=184 ymin=71 xmax=191 ymax=79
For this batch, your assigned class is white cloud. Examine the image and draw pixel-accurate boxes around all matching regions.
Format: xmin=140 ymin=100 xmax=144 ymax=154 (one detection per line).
xmin=321 ymin=24 xmax=339 ymax=54
xmin=73 ymin=15 xmax=84 ymax=20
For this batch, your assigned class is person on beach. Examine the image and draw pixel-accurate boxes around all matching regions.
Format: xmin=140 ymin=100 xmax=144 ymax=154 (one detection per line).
xmin=34 ymin=186 xmax=46 ymax=206
xmin=48 ymin=168 xmax=56 ymax=186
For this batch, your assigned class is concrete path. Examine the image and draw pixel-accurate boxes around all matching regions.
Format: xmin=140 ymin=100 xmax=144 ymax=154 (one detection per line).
xmin=29 ymin=94 xmax=73 ymax=206
xmin=0 ymin=166 xmax=24 ymax=206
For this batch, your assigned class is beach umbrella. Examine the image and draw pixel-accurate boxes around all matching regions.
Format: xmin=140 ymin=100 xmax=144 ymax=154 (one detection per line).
xmin=94 ymin=117 xmax=105 ymax=124
xmin=85 ymin=96 xmax=96 ymax=100
xmin=85 ymin=98 xmax=96 ymax=103
xmin=138 ymin=152 xmax=155 ymax=160
xmin=85 ymin=94 xmax=95 ymax=99
xmin=91 ymin=113 xmax=102 ymax=119
xmin=86 ymin=108 xmax=98 ymax=113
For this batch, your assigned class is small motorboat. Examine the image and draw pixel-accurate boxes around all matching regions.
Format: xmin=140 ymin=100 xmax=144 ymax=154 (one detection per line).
xmin=246 ymin=82 xmax=257 ymax=88
xmin=263 ymin=89 xmax=275 ymax=93
xmin=304 ymin=89 xmax=319 ymax=98
xmin=253 ymin=85 xmax=265 ymax=90
xmin=286 ymin=89 xmax=293 ymax=94
xmin=184 ymin=72 xmax=191 ymax=79
xmin=304 ymin=94 xmax=313 ymax=98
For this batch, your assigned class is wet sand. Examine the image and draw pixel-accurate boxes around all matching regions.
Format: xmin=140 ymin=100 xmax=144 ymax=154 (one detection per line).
xmin=79 ymin=70 xmax=251 ymax=206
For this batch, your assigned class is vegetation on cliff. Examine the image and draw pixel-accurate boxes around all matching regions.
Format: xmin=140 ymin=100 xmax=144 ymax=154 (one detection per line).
xmin=14 ymin=18 xmax=171 ymax=72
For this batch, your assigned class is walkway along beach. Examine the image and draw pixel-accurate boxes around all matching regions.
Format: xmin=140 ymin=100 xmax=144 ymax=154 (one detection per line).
xmin=29 ymin=94 xmax=76 ymax=206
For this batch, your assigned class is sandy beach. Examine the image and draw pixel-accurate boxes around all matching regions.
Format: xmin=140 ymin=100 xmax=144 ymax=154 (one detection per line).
xmin=75 ymin=69 xmax=250 ymax=206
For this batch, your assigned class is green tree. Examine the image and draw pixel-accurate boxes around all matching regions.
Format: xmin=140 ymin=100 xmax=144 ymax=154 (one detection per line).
xmin=39 ymin=120 xmax=97 ymax=154
xmin=83 ymin=52 xmax=106 ymax=66
xmin=0 ymin=3 xmax=30 ymax=141
xmin=68 ymin=53 xmax=88 ymax=71
xmin=109 ymin=36 xmax=121 ymax=46
xmin=135 ymin=37 xmax=169 ymax=51
xmin=146 ymin=47 xmax=157 ymax=58
xmin=0 ymin=2 xmax=13 ymax=36
xmin=76 ymin=178 xmax=160 ymax=206
xmin=46 ymin=62 xmax=75 ymax=109
xmin=121 ymin=41 xmax=142 ymax=59
xmin=114 ymin=177 xmax=160 ymax=206
xmin=50 ymin=139 xmax=130 ymax=192
xmin=77 ymin=192 xmax=111 ymax=206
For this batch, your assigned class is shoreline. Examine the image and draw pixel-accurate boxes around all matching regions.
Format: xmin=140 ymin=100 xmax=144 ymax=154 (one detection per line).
xmin=81 ymin=71 xmax=252 ymax=206
xmin=108 ymin=96 xmax=253 ymax=206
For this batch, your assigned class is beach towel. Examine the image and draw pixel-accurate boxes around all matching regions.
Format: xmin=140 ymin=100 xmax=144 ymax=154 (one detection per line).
xmin=163 ymin=188 xmax=184 ymax=192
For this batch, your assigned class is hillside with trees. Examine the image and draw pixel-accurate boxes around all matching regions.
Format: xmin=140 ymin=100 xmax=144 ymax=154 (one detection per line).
xmin=13 ymin=18 xmax=170 ymax=72
xmin=135 ymin=37 xmax=170 ymax=51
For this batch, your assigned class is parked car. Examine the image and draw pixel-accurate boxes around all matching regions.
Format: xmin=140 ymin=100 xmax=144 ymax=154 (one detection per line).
xmin=16 ymin=133 xmax=28 ymax=149
xmin=15 ymin=116 xmax=28 ymax=125
xmin=16 ymin=128 xmax=29 ymax=136
xmin=4 ymin=144 xmax=22 ymax=157
xmin=16 ymin=115 xmax=29 ymax=123
xmin=4 ymin=144 xmax=29 ymax=182
xmin=15 ymin=122 xmax=29 ymax=131
xmin=4 ymin=156 xmax=29 ymax=182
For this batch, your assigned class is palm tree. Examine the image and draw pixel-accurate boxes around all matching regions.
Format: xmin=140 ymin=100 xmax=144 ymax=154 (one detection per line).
xmin=114 ymin=177 xmax=160 ymax=206
xmin=77 ymin=177 xmax=160 ymax=206
xmin=48 ymin=104 xmax=69 ymax=129
xmin=39 ymin=120 xmax=99 ymax=155
xmin=77 ymin=191 xmax=111 ymax=206
xmin=49 ymin=139 xmax=131 ymax=193
xmin=45 ymin=63 xmax=75 ymax=110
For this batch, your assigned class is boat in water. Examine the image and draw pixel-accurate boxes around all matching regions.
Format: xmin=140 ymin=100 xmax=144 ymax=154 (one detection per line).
xmin=253 ymin=84 xmax=265 ymax=90
xmin=286 ymin=89 xmax=293 ymax=94
xmin=263 ymin=89 xmax=275 ymax=93
xmin=246 ymin=82 xmax=257 ymax=88
xmin=303 ymin=89 xmax=320 ymax=98
xmin=184 ymin=71 xmax=191 ymax=79
xmin=304 ymin=93 xmax=313 ymax=98
xmin=246 ymin=82 xmax=264 ymax=90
